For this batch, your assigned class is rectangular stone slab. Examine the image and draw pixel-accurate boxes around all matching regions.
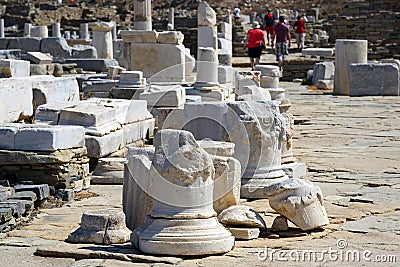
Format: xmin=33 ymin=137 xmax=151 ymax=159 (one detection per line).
xmin=85 ymin=129 xmax=123 ymax=158
xmin=13 ymin=125 xmax=85 ymax=151
xmin=0 ymin=147 xmax=87 ymax=165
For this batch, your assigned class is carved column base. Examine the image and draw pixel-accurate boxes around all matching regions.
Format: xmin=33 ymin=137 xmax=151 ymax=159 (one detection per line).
xmin=134 ymin=217 xmax=234 ymax=255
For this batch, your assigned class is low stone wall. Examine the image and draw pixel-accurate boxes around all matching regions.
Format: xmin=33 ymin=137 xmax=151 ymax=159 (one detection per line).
xmin=326 ymin=0 xmax=400 ymax=60
xmin=282 ymin=58 xmax=323 ymax=81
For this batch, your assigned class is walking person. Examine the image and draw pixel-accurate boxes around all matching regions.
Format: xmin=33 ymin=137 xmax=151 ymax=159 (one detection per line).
xmin=271 ymin=16 xmax=291 ymax=70
xmin=233 ymin=7 xmax=241 ymax=25
xmin=263 ymin=9 xmax=275 ymax=46
xmin=243 ymin=21 xmax=267 ymax=71
xmin=294 ymin=15 xmax=306 ymax=49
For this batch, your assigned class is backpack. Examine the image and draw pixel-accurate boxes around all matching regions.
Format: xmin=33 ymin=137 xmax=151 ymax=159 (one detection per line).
xmin=265 ymin=13 xmax=274 ymax=26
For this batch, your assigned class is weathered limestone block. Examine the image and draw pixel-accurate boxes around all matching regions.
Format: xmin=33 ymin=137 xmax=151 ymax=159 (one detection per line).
xmin=122 ymin=118 xmax=155 ymax=145
xmin=198 ymin=1 xmax=217 ymax=26
xmin=236 ymin=77 xmax=258 ymax=97
xmin=237 ymin=85 xmax=271 ymax=101
xmin=0 ymin=124 xmax=85 ymax=151
xmin=41 ymin=38 xmax=72 ymax=59
xmin=260 ymin=76 xmax=280 ymax=88
xmin=186 ymin=87 xmax=225 ymax=101
xmin=65 ymin=59 xmax=119 ymax=73
xmin=348 ymin=63 xmax=399 ymax=96
xmin=265 ymin=178 xmax=330 ymax=231
xmin=31 ymin=26 xmax=48 ymax=38
xmin=92 ymin=158 xmax=127 ymax=184
xmin=7 ymin=37 xmax=40 ymax=52
xmin=157 ymin=31 xmax=184 ymax=45
xmin=59 ymin=102 xmax=121 ymax=136
xmin=255 ymin=65 xmax=280 ymax=77
xmin=316 ymin=79 xmax=334 ymax=90
xmin=120 ymin=30 xmax=158 ymax=43
xmin=218 ymin=65 xmax=234 ymax=84
xmin=228 ymin=227 xmax=260 ymax=240
xmin=0 ymin=127 xmax=17 ymax=150
xmin=198 ymin=26 xmax=218 ymax=49
xmin=67 ymin=209 xmax=131 ymax=244
xmin=134 ymin=130 xmax=234 ymax=255
xmin=302 ymin=48 xmax=334 ymax=57
xmin=194 ymin=47 xmax=219 ymax=90
xmin=198 ymin=140 xmax=235 ymax=157
xmin=212 ymin=155 xmax=241 ymax=214
xmin=0 ymin=59 xmax=30 ymax=77
xmin=123 ymin=154 xmax=153 ymax=231
xmin=26 ymin=52 xmax=53 ymax=64
xmin=183 ymin=102 xmax=228 ymax=141
xmin=218 ymin=205 xmax=266 ymax=229
xmin=124 ymin=42 xmax=185 ymax=82
xmin=227 ymin=101 xmax=287 ymax=198
xmin=35 ymin=102 xmax=75 ymax=124
xmin=311 ymin=62 xmax=335 ymax=85
xmin=86 ymin=98 xmax=152 ymax=125
xmin=31 ymin=76 xmax=80 ymax=108
xmin=85 ymin=129 xmax=123 ymax=158
xmin=139 ymin=84 xmax=185 ymax=107
xmin=14 ymin=184 xmax=50 ymax=202
xmin=72 ymin=45 xmax=97 ymax=59
xmin=334 ymin=39 xmax=367 ymax=95
xmin=268 ymin=88 xmax=285 ymax=101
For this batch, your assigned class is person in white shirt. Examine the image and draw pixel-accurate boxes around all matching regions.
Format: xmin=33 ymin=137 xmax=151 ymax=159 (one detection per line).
xmin=233 ymin=7 xmax=241 ymax=24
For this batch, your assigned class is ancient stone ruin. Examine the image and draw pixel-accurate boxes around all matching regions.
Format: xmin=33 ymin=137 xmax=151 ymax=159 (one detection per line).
xmin=0 ymin=0 xmax=398 ymax=265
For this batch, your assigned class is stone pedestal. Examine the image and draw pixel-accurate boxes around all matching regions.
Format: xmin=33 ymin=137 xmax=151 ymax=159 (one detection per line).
xmin=334 ymin=39 xmax=368 ymax=95
xmin=89 ymin=22 xmax=114 ymax=59
xmin=194 ymin=47 xmax=219 ymax=90
xmin=133 ymin=130 xmax=234 ymax=255
xmin=67 ymin=209 xmax=131 ymax=244
xmin=227 ymin=101 xmax=287 ymax=199
xmin=80 ymin=23 xmax=89 ymax=40
xmin=52 ymin=23 xmax=61 ymax=38
xmin=31 ymin=26 xmax=48 ymax=38
xmin=134 ymin=0 xmax=152 ymax=31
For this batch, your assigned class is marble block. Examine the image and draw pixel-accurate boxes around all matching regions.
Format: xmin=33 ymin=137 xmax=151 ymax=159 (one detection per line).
xmin=26 ymin=52 xmax=53 ymax=64
xmin=198 ymin=140 xmax=235 ymax=157
xmin=0 ymin=59 xmax=30 ymax=77
xmin=85 ymin=129 xmax=123 ymax=158
xmin=255 ymin=65 xmax=280 ymax=77
xmin=59 ymin=102 xmax=121 ymax=136
xmin=349 ymin=63 xmax=399 ymax=96
xmin=139 ymin=84 xmax=186 ymax=107
xmin=4 ymin=124 xmax=85 ymax=151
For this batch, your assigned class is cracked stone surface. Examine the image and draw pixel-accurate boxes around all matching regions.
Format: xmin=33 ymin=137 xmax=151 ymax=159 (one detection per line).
xmin=0 ymin=82 xmax=399 ymax=266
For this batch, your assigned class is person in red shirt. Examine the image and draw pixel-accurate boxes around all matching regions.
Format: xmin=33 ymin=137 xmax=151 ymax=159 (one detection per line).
xmin=263 ymin=9 xmax=275 ymax=46
xmin=293 ymin=15 xmax=306 ymax=49
xmin=243 ymin=21 xmax=267 ymax=70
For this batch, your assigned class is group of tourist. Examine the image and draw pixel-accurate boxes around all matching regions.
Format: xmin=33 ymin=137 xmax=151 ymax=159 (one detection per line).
xmin=242 ymin=8 xmax=307 ymax=71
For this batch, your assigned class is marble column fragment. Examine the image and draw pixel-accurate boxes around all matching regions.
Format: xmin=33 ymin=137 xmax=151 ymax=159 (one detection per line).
xmin=89 ymin=22 xmax=114 ymax=59
xmin=134 ymin=0 xmax=152 ymax=31
xmin=134 ymin=129 xmax=235 ymax=255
